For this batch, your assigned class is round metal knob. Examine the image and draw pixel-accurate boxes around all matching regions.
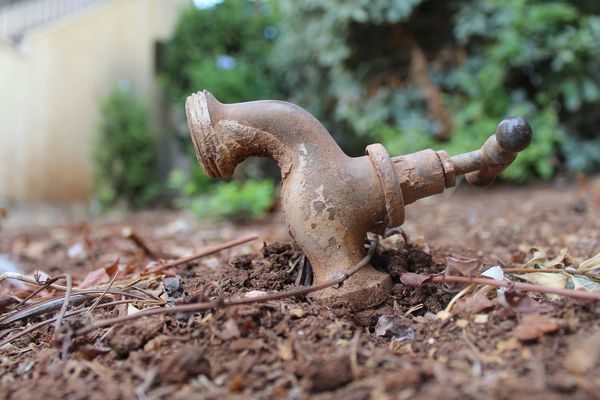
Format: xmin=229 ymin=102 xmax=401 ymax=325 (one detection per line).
xmin=496 ymin=117 xmax=533 ymax=153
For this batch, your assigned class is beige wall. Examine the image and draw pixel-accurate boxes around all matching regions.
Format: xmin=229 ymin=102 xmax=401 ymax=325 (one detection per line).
xmin=0 ymin=0 xmax=188 ymax=202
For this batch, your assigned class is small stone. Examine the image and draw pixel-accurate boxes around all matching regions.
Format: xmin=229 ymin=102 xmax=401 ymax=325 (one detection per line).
xmin=289 ymin=307 xmax=305 ymax=318
xmin=163 ymin=276 xmax=183 ymax=297
xmin=474 ymin=314 xmax=489 ymax=324
xmin=456 ymin=319 xmax=468 ymax=328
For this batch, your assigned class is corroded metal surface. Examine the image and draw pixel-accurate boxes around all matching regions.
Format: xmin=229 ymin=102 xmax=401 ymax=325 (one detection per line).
xmin=185 ymin=90 xmax=532 ymax=310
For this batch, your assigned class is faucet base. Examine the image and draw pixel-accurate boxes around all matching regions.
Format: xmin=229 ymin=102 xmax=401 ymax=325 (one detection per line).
xmin=309 ymin=266 xmax=392 ymax=310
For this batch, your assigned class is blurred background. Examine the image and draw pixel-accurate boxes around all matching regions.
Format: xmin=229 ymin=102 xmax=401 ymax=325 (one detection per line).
xmin=1 ymin=0 xmax=599 ymax=224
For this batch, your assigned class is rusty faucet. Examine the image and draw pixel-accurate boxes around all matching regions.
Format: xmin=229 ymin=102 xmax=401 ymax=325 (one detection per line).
xmin=185 ymin=91 xmax=532 ymax=310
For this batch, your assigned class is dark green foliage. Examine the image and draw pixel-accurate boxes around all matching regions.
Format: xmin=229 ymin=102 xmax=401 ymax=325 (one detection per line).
xmin=94 ymin=87 xmax=161 ymax=209
xmin=160 ymin=0 xmax=283 ymax=219
xmin=169 ymin=171 xmax=275 ymax=221
xmin=162 ymin=0 xmax=282 ymax=104
xmin=277 ymin=0 xmax=600 ymax=180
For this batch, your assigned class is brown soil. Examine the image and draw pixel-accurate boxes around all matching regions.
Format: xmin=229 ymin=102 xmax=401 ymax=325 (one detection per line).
xmin=1 ymin=180 xmax=600 ymax=399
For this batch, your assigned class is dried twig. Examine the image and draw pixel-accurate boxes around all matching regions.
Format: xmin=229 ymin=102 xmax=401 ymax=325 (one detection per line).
xmin=76 ymin=239 xmax=378 ymax=336
xmin=0 ymin=299 xmax=146 ymax=348
xmin=503 ymin=267 xmax=600 ymax=281
xmin=17 ymin=276 xmax=61 ymax=305
xmin=53 ymin=274 xmax=72 ymax=336
xmin=405 ymin=273 xmax=600 ymax=301
xmin=142 ymin=233 xmax=258 ymax=275
xmin=1 ymin=288 xmax=156 ymax=326
xmin=1 ymin=294 xmax=93 ymax=326
xmin=0 ymin=272 xmax=69 ymax=292
xmin=84 ymin=271 xmax=118 ymax=318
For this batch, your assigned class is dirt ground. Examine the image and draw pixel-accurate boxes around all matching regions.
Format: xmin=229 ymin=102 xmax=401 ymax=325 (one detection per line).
xmin=1 ymin=179 xmax=600 ymax=399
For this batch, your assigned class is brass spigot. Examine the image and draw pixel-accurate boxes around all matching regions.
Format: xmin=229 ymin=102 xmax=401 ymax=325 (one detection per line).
xmin=185 ymin=91 xmax=532 ymax=310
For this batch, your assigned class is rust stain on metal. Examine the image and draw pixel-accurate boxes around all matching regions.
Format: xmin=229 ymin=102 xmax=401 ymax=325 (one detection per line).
xmin=185 ymin=90 xmax=533 ymax=311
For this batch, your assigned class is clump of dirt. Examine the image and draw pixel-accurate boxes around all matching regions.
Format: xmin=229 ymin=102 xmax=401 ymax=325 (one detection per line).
xmin=2 ymin=182 xmax=600 ymax=399
xmin=301 ymin=354 xmax=353 ymax=392
xmin=155 ymin=345 xmax=211 ymax=385
xmin=224 ymin=242 xmax=302 ymax=294
xmin=372 ymin=242 xmax=435 ymax=281
xmin=108 ymin=317 xmax=164 ymax=357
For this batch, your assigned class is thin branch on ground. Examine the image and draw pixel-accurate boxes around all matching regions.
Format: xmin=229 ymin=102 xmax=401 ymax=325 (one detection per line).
xmin=53 ymin=274 xmax=73 ymax=337
xmin=503 ymin=267 xmax=600 ymax=280
xmin=421 ymin=274 xmax=600 ymax=301
xmin=76 ymin=238 xmax=378 ymax=336
xmin=142 ymin=233 xmax=258 ymax=275
xmin=1 ymin=288 xmax=159 ymax=326
xmin=0 ymin=272 xmax=69 ymax=292
xmin=0 ymin=299 xmax=147 ymax=348
xmin=0 ymin=272 xmax=156 ymax=300
xmin=17 ymin=276 xmax=61 ymax=305
xmin=84 ymin=271 xmax=118 ymax=318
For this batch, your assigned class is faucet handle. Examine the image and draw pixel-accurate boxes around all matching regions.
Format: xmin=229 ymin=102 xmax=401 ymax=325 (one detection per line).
xmin=450 ymin=117 xmax=533 ymax=187
xmin=495 ymin=117 xmax=533 ymax=153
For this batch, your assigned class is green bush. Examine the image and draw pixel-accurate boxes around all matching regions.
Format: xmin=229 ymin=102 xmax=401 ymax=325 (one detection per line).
xmin=276 ymin=0 xmax=600 ymax=181
xmin=94 ymin=87 xmax=161 ymax=209
xmin=160 ymin=0 xmax=283 ymax=219
xmin=162 ymin=0 xmax=283 ymax=104
xmin=170 ymin=171 xmax=275 ymax=221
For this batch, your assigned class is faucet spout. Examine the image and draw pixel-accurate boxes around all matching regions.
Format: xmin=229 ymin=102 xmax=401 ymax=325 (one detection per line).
xmin=185 ymin=90 xmax=347 ymax=179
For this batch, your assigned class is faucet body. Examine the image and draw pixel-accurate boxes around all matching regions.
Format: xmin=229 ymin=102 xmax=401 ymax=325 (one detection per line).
xmin=186 ymin=91 xmax=532 ymax=310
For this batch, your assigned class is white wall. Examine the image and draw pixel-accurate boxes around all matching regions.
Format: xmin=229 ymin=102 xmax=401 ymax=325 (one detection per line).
xmin=0 ymin=0 xmax=188 ymax=202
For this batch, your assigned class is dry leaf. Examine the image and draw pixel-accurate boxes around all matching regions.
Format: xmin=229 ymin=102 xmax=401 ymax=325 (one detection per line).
xmin=33 ymin=270 xmax=51 ymax=284
xmin=456 ymin=293 xmax=494 ymax=314
xmin=522 ymin=249 xmax=549 ymax=268
xmin=127 ymin=304 xmax=141 ymax=315
xmin=571 ymin=275 xmax=600 ymax=291
xmin=78 ymin=268 xmax=109 ymax=289
xmin=516 ymin=272 xmax=568 ymax=301
xmin=548 ymin=248 xmax=570 ymax=268
xmin=577 ymin=251 xmax=600 ymax=272
xmin=216 ymin=319 xmax=240 ymax=341
xmin=505 ymin=293 xmax=554 ymax=314
xmin=105 ymin=258 xmax=119 ymax=278
xmin=481 ymin=266 xmax=505 ymax=281
xmin=445 ymin=256 xmax=481 ymax=277
xmin=400 ymin=272 xmax=431 ymax=287
xmin=78 ymin=258 xmax=119 ymax=289
xmin=513 ymin=314 xmax=560 ymax=341
xmin=522 ymin=247 xmax=569 ymax=269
